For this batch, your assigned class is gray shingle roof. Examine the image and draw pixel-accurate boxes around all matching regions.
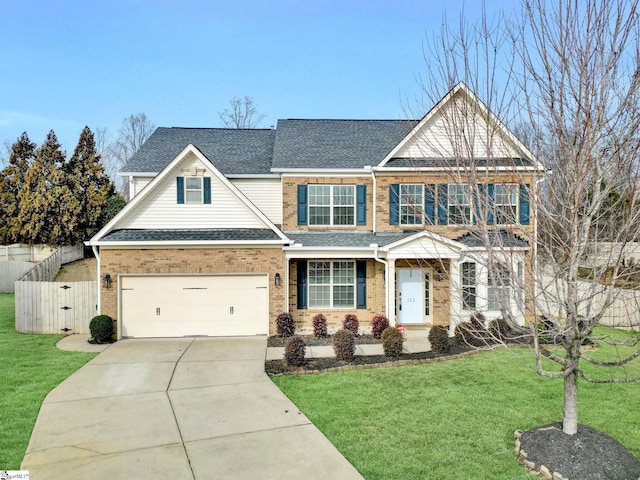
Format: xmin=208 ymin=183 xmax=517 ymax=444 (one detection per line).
xmin=100 ymin=229 xmax=283 ymax=242
xmin=121 ymin=127 xmax=276 ymax=175
xmin=271 ymin=119 xmax=414 ymax=169
xmin=385 ymin=157 xmax=534 ymax=168
xmin=454 ymin=229 xmax=530 ymax=248
xmin=286 ymin=231 xmax=415 ymax=248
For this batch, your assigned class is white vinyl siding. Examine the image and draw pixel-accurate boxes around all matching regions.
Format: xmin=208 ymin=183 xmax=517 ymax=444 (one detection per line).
xmin=118 ymin=155 xmax=267 ymax=229
xmin=232 ymin=178 xmax=282 ymax=224
xmin=131 ymin=176 xmax=154 ymax=198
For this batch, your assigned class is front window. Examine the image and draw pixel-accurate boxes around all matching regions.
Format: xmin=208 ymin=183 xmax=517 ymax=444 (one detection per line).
xmin=494 ymin=184 xmax=518 ymax=224
xmin=308 ymin=260 xmax=355 ymax=308
xmin=461 ymin=262 xmax=476 ymax=310
xmin=309 ymin=185 xmax=355 ymax=225
xmin=185 ymin=176 xmax=203 ymax=204
xmin=449 ymin=184 xmax=472 ymax=224
xmin=488 ymin=263 xmax=511 ymax=310
xmin=400 ymin=184 xmax=423 ymax=225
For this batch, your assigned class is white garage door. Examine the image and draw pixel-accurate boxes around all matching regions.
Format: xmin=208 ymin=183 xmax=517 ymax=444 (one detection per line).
xmin=120 ymin=274 xmax=269 ymax=338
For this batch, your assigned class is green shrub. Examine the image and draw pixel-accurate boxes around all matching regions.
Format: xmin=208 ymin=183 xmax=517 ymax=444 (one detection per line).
xmin=428 ymin=325 xmax=450 ymax=354
xmin=343 ymin=314 xmax=359 ymax=335
xmin=284 ymin=335 xmax=306 ymax=367
xmin=488 ymin=318 xmax=511 ymax=341
xmin=381 ymin=326 xmax=403 ymax=358
xmin=89 ymin=315 xmax=113 ymax=343
xmin=312 ymin=313 xmax=328 ymax=338
xmin=333 ymin=329 xmax=356 ymax=362
xmin=276 ymin=312 xmax=295 ymax=337
xmin=370 ymin=314 xmax=389 ymax=339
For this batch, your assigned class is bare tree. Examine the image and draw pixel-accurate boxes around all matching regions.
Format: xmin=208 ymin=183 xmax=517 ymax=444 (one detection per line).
xmin=218 ymin=96 xmax=266 ymax=129
xmin=105 ymin=113 xmax=155 ymax=199
xmin=414 ymin=0 xmax=640 ymax=438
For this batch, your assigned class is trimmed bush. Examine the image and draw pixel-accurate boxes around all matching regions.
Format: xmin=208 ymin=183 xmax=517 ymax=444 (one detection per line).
xmin=276 ymin=312 xmax=295 ymax=337
xmin=89 ymin=315 xmax=113 ymax=343
xmin=333 ymin=329 xmax=356 ymax=362
xmin=381 ymin=326 xmax=403 ymax=358
xmin=343 ymin=314 xmax=359 ymax=335
xmin=428 ymin=325 xmax=450 ymax=354
xmin=312 ymin=313 xmax=328 ymax=338
xmin=370 ymin=314 xmax=389 ymax=339
xmin=284 ymin=335 xmax=306 ymax=367
xmin=488 ymin=318 xmax=511 ymax=341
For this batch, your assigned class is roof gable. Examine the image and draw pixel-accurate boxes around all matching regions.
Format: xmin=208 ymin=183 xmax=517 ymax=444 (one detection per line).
xmin=90 ymin=144 xmax=288 ymax=245
xmin=378 ymin=82 xmax=543 ymax=171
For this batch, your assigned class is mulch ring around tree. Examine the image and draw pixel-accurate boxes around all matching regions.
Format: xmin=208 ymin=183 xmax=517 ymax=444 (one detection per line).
xmin=266 ymin=334 xmax=474 ymax=375
xmin=515 ymin=423 xmax=640 ymax=480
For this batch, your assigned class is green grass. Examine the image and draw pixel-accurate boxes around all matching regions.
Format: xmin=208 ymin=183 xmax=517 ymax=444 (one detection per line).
xmin=0 ymin=294 xmax=97 ymax=469
xmin=272 ymin=328 xmax=640 ymax=480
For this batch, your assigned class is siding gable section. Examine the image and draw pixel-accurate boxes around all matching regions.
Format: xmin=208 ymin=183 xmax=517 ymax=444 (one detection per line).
xmin=379 ymin=82 xmax=539 ymax=167
xmin=91 ymin=144 xmax=287 ymax=242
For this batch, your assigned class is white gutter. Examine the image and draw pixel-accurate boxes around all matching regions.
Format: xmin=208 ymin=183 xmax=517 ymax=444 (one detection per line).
xmin=372 ymin=245 xmax=389 ymax=318
xmin=367 ymin=166 xmax=377 ymax=233
xmin=91 ymin=245 xmax=101 ymax=314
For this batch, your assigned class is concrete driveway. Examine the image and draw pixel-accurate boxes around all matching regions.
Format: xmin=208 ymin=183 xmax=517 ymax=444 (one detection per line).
xmin=21 ymin=337 xmax=364 ymax=480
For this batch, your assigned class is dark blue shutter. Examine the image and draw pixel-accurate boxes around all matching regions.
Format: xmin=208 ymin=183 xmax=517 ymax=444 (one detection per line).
xmin=424 ymin=184 xmax=436 ymax=224
xmin=356 ymin=185 xmax=366 ymax=225
xmin=389 ymin=184 xmax=399 ymax=225
xmin=297 ymin=185 xmax=308 ymax=225
xmin=520 ymin=184 xmax=530 ymax=225
xmin=176 ymin=177 xmax=184 ymax=204
xmin=487 ymin=184 xmax=495 ymax=225
xmin=356 ymin=260 xmax=366 ymax=309
xmin=203 ymin=177 xmax=211 ymax=204
xmin=297 ymin=261 xmax=307 ymax=309
xmin=474 ymin=184 xmax=484 ymax=224
xmin=437 ymin=184 xmax=448 ymax=225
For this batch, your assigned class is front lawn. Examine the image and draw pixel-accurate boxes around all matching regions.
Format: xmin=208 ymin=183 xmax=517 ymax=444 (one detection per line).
xmin=0 ymin=294 xmax=97 ymax=469
xmin=272 ymin=328 xmax=640 ymax=479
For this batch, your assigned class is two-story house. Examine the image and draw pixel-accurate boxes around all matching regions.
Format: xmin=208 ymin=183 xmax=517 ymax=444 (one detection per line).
xmin=88 ymin=83 xmax=544 ymax=338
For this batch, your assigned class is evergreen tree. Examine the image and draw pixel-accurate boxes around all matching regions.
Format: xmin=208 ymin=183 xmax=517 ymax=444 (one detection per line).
xmin=0 ymin=132 xmax=36 ymax=243
xmin=65 ymin=126 xmax=112 ymax=242
xmin=16 ymin=131 xmax=78 ymax=245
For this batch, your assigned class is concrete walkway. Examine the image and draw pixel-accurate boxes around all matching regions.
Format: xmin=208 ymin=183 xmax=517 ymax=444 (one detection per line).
xmin=22 ymin=336 xmax=364 ymax=480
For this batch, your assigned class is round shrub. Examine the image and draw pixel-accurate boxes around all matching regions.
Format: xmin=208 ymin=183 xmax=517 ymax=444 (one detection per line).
xmin=276 ymin=312 xmax=295 ymax=337
xmin=381 ymin=326 xmax=403 ymax=358
xmin=312 ymin=313 xmax=328 ymax=338
xmin=370 ymin=314 xmax=389 ymax=339
xmin=488 ymin=318 xmax=511 ymax=341
xmin=428 ymin=325 xmax=450 ymax=354
xmin=284 ymin=335 xmax=306 ymax=367
xmin=333 ymin=328 xmax=356 ymax=362
xmin=454 ymin=321 xmax=476 ymax=346
xmin=89 ymin=314 xmax=113 ymax=343
xmin=343 ymin=314 xmax=359 ymax=336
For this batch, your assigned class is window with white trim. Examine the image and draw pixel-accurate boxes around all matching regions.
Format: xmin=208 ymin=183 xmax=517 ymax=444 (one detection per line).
xmin=488 ymin=263 xmax=511 ymax=310
xmin=461 ymin=261 xmax=477 ymax=310
xmin=448 ymin=184 xmax=472 ymax=224
xmin=400 ymin=184 xmax=423 ymax=225
xmin=185 ymin=176 xmax=203 ymax=204
xmin=308 ymin=260 xmax=355 ymax=308
xmin=494 ymin=184 xmax=518 ymax=225
xmin=308 ymin=185 xmax=355 ymax=225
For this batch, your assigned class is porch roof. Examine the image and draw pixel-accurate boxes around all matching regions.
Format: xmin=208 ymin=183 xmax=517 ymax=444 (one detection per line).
xmin=285 ymin=231 xmax=415 ymax=248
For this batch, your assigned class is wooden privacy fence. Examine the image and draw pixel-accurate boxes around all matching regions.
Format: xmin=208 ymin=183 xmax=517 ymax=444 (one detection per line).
xmin=15 ymin=281 xmax=98 ymax=334
xmin=0 ymin=261 xmax=33 ymax=293
xmin=13 ymin=246 xmax=98 ymax=334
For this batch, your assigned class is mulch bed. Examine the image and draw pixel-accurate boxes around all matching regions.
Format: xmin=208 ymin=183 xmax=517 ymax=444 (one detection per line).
xmin=266 ymin=334 xmax=474 ymax=375
xmin=516 ymin=423 xmax=640 ymax=480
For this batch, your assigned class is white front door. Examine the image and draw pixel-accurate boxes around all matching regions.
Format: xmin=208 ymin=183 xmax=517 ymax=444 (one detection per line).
xmin=397 ymin=268 xmax=433 ymax=325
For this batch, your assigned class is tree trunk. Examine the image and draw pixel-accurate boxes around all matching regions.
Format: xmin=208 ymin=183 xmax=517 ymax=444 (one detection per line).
xmin=563 ymin=369 xmax=578 ymax=435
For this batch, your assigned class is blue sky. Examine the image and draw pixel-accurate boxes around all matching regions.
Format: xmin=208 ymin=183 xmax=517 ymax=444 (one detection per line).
xmin=1 ymin=0 xmax=514 ymax=156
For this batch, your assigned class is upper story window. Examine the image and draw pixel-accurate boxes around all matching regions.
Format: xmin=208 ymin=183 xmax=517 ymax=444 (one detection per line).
xmin=448 ymin=184 xmax=472 ymax=224
xmin=308 ymin=185 xmax=355 ymax=226
xmin=494 ymin=184 xmax=518 ymax=225
xmin=176 ymin=176 xmax=211 ymax=205
xmin=400 ymin=184 xmax=423 ymax=225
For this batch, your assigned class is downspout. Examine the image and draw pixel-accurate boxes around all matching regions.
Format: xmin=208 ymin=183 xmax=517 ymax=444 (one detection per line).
xmin=368 ymin=166 xmax=377 ymax=233
xmin=92 ymin=245 xmax=101 ymax=315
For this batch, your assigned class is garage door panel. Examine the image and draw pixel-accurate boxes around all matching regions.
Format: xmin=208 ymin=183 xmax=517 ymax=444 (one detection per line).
xmin=120 ymin=275 xmax=269 ymax=338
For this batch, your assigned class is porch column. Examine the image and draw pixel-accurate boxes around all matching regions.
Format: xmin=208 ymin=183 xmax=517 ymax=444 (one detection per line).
xmin=449 ymin=259 xmax=461 ymax=335
xmin=387 ymin=259 xmax=396 ymax=326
